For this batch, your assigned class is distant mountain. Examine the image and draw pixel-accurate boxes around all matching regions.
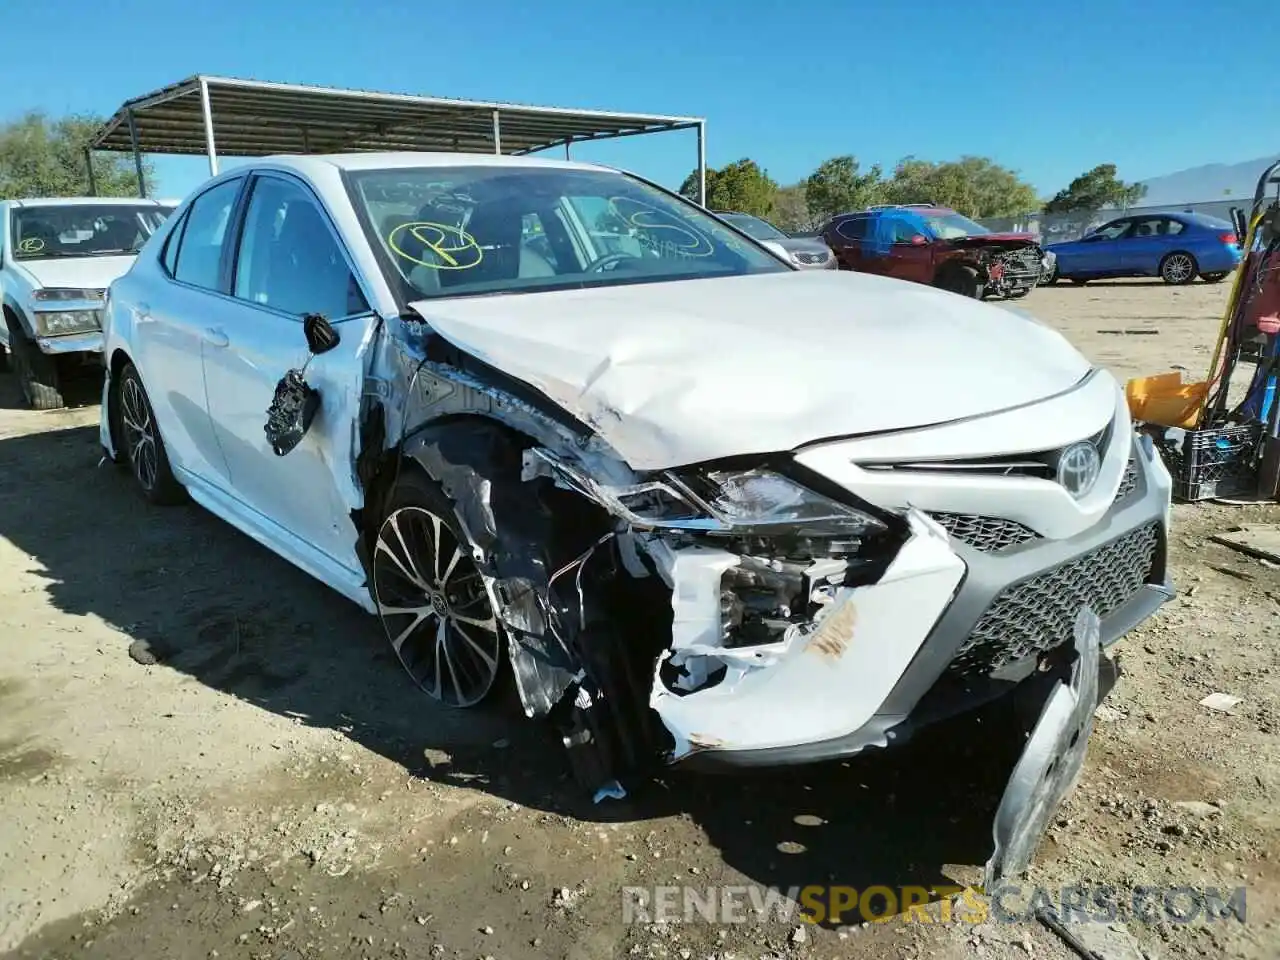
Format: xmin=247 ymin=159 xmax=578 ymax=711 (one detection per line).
xmin=1136 ymin=154 xmax=1280 ymax=206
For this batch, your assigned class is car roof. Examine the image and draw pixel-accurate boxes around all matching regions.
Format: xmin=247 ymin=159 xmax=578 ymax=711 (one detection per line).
xmin=2 ymin=196 xmax=169 ymax=208
xmin=259 ymin=151 xmax=612 ymax=175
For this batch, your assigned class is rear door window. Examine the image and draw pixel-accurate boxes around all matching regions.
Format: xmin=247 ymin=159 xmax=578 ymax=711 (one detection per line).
xmin=173 ymin=179 xmax=242 ymax=291
xmin=836 ymin=216 xmax=869 ymax=241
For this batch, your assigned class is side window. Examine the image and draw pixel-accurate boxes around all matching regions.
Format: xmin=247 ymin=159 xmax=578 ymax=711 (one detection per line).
xmin=836 ymin=216 xmax=868 ymax=241
xmin=888 ymin=215 xmax=921 ymax=243
xmin=1162 ymin=218 xmax=1185 ymax=236
xmin=233 ymin=176 xmax=367 ymax=319
xmin=173 ymin=179 xmax=241 ymax=291
xmin=1092 ymin=219 xmax=1131 ymax=241
xmin=160 ymin=208 xmax=189 ymax=276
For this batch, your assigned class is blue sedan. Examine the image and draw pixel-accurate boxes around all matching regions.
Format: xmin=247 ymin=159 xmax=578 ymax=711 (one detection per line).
xmin=1045 ymin=212 xmax=1242 ymax=285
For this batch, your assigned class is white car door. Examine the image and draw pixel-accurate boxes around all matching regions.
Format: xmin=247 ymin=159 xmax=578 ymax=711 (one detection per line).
xmin=132 ymin=177 xmax=245 ymax=486
xmin=199 ymin=171 xmax=377 ymax=575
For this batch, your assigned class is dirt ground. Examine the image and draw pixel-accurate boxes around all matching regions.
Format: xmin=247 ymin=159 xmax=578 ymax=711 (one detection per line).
xmin=1 ymin=279 xmax=1278 ymax=960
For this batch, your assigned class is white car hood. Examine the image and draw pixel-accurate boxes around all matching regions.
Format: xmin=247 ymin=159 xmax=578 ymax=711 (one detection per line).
xmin=409 ymin=270 xmax=1091 ymax=470
xmin=11 ymin=256 xmax=136 ymax=290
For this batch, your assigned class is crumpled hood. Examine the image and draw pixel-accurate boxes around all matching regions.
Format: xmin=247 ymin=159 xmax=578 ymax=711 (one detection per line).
xmin=10 ymin=256 xmax=136 ymax=291
xmin=409 ymin=269 xmax=1091 ymax=471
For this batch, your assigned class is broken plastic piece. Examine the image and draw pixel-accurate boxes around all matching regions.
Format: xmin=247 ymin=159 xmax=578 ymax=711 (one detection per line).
xmin=1199 ymin=692 xmax=1242 ymax=712
xmin=592 ymin=780 xmax=627 ymax=804
xmin=984 ymin=606 xmax=1101 ymax=890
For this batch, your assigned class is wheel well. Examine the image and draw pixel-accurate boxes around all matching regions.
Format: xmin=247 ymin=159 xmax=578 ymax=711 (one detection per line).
xmin=353 ymin=414 xmax=544 ymax=573
xmin=3 ymin=303 xmax=24 ymax=335
xmin=103 ymin=348 xmax=134 ymax=453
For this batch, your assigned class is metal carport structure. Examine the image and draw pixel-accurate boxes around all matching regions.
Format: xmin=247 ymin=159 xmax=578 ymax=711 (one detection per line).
xmin=89 ymin=75 xmax=707 ymax=204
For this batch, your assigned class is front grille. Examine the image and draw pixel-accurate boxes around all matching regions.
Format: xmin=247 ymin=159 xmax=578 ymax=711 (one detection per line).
xmin=795 ymin=251 xmax=829 ymax=264
xmin=931 ymin=512 xmax=1039 ymax=552
xmin=1114 ymin=457 xmax=1139 ymax=502
xmin=947 ymin=521 xmax=1160 ymax=678
xmin=998 ymin=247 xmax=1043 ymax=280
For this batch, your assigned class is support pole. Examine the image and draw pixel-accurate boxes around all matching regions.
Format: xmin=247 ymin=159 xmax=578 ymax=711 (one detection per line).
xmin=84 ymin=147 xmax=97 ymax=196
xmin=696 ymin=121 xmax=707 ymax=207
xmin=492 ymin=110 xmax=502 ymax=155
xmin=126 ymin=110 xmax=146 ymax=198
xmin=301 ymin=126 xmax=311 ymax=154
xmin=199 ymin=77 xmax=219 ymax=175
xmin=565 ymin=140 xmax=571 ymax=160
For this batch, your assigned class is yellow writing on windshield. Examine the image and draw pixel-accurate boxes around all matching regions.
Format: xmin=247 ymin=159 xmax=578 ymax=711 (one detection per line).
xmin=388 ymin=221 xmax=483 ymax=270
xmin=17 ymin=237 xmax=46 ymax=254
xmin=609 ymin=197 xmax=715 ymax=258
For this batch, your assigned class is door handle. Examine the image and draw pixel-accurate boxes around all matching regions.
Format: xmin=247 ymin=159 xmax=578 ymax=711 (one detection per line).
xmin=203 ymin=327 xmax=229 ymax=348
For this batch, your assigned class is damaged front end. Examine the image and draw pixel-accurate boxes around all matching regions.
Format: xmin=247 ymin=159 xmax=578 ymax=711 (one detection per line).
xmin=518 ymin=447 xmax=960 ymax=769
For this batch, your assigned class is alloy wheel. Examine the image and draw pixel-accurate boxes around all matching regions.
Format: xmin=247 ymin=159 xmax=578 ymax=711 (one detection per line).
xmin=120 ymin=376 xmax=158 ymax=492
xmin=1163 ymin=254 xmax=1194 ymax=283
xmin=373 ymin=505 xmax=502 ymax=707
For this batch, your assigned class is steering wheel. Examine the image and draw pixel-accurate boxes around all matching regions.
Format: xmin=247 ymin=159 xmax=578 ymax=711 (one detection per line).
xmin=584 ymin=252 xmax=639 ymax=273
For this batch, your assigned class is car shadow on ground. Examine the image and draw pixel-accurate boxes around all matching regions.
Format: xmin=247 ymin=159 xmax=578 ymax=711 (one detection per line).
xmin=0 ymin=413 xmax=1027 ymax=924
xmin=1051 ymin=278 xmax=1228 ymax=289
xmin=0 ymin=364 xmax=103 ymax=411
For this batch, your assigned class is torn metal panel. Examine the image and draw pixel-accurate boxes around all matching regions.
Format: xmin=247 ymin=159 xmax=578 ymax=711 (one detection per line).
xmin=649 ymin=509 xmax=965 ymax=761
xmin=984 ymin=607 xmax=1101 ymax=889
xmin=401 ymin=423 xmax=579 ymax=717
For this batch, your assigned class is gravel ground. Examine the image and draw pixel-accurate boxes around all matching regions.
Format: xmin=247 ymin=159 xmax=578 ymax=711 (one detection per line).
xmin=0 ymin=278 xmax=1277 ymax=960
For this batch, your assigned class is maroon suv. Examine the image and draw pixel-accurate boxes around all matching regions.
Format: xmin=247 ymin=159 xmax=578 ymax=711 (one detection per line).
xmin=819 ymin=204 xmax=1045 ymax=299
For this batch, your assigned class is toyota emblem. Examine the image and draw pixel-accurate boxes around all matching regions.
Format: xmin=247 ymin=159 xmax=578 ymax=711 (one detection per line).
xmin=1057 ymin=441 xmax=1101 ymax=500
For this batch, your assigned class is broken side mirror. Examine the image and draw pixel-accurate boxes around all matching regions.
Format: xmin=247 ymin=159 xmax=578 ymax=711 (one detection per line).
xmin=263 ymin=314 xmax=342 ymax=457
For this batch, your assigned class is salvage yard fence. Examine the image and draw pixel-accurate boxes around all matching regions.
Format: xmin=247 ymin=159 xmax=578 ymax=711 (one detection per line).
xmin=979 ymin=199 xmax=1242 ymax=243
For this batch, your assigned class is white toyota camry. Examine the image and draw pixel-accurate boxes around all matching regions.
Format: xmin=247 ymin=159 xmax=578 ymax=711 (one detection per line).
xmin=99 ymin=152 xmax=1174 ymax=797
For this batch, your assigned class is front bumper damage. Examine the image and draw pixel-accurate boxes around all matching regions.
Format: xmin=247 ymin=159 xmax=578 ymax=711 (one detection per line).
xmin=515 ymin=418 xmax=1171 ymax=777
xmin=374 ymin=332 xmax=1171 ymax=863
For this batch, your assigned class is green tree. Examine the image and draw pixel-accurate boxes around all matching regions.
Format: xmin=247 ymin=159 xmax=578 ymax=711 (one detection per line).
xmin=884 ymin=156 xmax=1039 ymax=218
xmin=770 ymin=184 xmax=819 ymax=233
xmin=1042 ymin=163 xmax=1147 ymax=214
xmin=803 ymin=155 xmax=884 ymax=223
xmin=0 ymin=112 xmax=152 ymax=200
xmin=679 ymin=158 xmax=778 ymax=217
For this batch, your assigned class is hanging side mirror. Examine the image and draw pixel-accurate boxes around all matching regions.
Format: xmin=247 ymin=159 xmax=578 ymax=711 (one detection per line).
xmin=304 ymin=312 xmax=340 ymax=354
xmin=264 ymin=314 xmax=342 ymax=457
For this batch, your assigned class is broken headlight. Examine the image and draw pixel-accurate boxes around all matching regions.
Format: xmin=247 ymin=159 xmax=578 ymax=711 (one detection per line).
xmin=622 ymin=468 xmax=886 ymax=536
xmin=696 ymin=469 xmax=883 ymax=533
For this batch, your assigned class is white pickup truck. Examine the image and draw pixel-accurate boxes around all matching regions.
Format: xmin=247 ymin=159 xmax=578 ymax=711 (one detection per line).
xmin=1 ymin=197 xmax=173 ymax=408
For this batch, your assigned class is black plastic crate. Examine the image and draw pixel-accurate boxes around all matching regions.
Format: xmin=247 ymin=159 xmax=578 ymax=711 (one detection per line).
xmin=1154 ymin=423 xmax=1262 ymax=502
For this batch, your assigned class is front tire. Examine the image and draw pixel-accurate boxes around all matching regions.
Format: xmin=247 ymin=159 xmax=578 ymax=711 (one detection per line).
xmin=116 ymin=362 xmax=185 ymax=505
xmin=936 ymin=264 xmax=983 ymax=299
xmin=1008 ymin=286 xmax=1033 ymax=299
xmin=372 ymin=469 xmax=506 ymax=708
xmin=5 ymin=316 xmax=64 ymax=410
xmin=1160 ymin=251 xmax=1198 ymax=285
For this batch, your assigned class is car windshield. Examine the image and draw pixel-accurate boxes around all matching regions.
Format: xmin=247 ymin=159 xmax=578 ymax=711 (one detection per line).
xmin=346 ymin=165 xmax=789 ymax=301
xmin=720 ymin=213 xmax=787 ymax=241
xmin=10 ymin=204 xmax=166 ymax=260
xmin=922 ymin=211 xmax=990 ymax=240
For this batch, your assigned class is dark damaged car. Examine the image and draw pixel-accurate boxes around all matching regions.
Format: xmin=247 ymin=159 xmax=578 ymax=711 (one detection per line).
xmin=821 ymin=203 xmax=1048 ymax=299
xmin=99 ymin=154 xmax=1174 ymax=879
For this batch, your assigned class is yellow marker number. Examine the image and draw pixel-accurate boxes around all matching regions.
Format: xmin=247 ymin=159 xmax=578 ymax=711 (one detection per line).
xmin=387 ymin=221 xmax=483 ymax=270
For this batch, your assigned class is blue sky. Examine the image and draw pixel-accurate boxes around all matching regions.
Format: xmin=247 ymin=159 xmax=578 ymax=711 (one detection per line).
xmin=3 ymin=0 xmax=1277 ymax=201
